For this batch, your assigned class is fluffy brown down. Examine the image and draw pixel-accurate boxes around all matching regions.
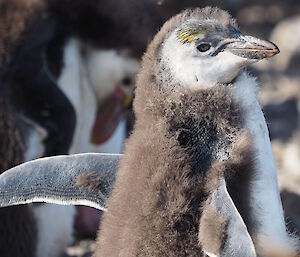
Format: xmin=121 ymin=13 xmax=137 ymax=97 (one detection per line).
xmin=75 ymin=171 xmax=109 ymax=193
xmin=0 ymin=0 xmax=43 ymax=74
xmin=0 ymin=100 xmax=38 ymax=257
xmin=0 ymin=1 xmax=163 ymax=255
xmin=0 ymin=1 xmax=42 ymax=255
xmin=95 ymin=8 xmax=255 ymax=257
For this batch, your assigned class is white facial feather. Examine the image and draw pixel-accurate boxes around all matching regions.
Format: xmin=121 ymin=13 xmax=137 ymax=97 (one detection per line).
xmin=161 ymin=29 xmax=251 ymax=88
xmin=58 ymin=40 xmax=138 ymax=154
xmin=85 ymin=48 xmax=139 ymax=104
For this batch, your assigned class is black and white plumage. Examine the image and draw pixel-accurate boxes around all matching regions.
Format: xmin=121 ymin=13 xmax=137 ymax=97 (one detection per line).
xmin=0 ymin=6 xmax=297 ymax=257
xmin=0 ymin=1 xmax=76 ymax=256
xmin=0 ymin=0 xmax=163 ymax=256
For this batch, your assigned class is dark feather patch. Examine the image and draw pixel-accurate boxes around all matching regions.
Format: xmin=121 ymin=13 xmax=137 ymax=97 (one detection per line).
xmin=75 ymin=171 xmax=110 ymax=196
xmin=95 ymin=7 xmax=256 ymax=257
xmin=0 ymin=206 xmax=37 ymax=257
xmin=0 ymin=100 xmax=37 ymax=257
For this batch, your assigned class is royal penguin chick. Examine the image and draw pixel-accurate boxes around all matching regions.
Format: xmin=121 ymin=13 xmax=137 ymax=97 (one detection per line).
xmin=57 ymin=40 xmax=138 ymax=237
xmin=94 ymin=7 xmax=297 ymax=257
xmin=57 ymin=40 xmax=139 ymax=155
xmin=0 ymin=5 xmax=297 ymax=257
xmin=0 ymin=0 xmax=161 ymax=255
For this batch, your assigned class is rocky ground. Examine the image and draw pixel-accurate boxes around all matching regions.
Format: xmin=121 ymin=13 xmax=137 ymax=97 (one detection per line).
xmin=63 ymin=239 xmax=95 ymax=257
xmin=63 ymin=0 xmax=300 ymax=255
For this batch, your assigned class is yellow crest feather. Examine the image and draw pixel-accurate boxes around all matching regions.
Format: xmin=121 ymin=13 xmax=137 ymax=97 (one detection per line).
xmin=177 ymin=25 xmax=203 ymax=43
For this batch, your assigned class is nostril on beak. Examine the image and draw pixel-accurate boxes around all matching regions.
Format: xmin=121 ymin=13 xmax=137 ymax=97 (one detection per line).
xmin=227 ymin=36 xmax=280 ymax=60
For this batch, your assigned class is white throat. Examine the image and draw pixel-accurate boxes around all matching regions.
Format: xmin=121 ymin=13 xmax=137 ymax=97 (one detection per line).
xmin=232 ymin=72 xmax=298 ymax=251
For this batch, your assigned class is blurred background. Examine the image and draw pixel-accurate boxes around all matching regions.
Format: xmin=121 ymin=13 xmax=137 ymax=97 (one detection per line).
xmin=0 ymin=0 xmax=300 ymax=256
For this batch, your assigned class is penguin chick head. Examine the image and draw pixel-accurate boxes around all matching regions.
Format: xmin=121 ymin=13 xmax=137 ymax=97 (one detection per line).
xmin=159 ymin=7 xmax=279 ymax=88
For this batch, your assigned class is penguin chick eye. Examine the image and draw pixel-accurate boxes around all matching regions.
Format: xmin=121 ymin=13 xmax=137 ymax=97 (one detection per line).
xmin=196 ymin=43 xmax=211 ymax=53
xmin=121 ymin=77 xmax=132 ymax=87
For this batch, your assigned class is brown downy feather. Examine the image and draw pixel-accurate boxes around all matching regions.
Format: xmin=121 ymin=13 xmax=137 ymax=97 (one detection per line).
xmin=0 ymin=0 xmax=43 ymax=75
xmin=0 ymin=2 xmax=43 ymax=255
xmin=94 ymin=8 xmax=256 ymax=257
xmin=0 ymin=100 xmax=38 ymax=257
xmin=95 ymin=81 xmax=255 ymax=257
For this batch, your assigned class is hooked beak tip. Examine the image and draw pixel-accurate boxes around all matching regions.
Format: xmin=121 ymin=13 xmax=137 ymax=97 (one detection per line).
xmin=227 ymin=36 xmax=280 ymax=60
xmin=270 ymin=43 xmax=280 ymax=56
xmin=260 ymin=41 xmax=280 ymax=58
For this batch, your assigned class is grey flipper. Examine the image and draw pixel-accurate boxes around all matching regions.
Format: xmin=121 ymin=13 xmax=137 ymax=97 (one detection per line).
xmin=213 ymin=179 xmax=256 ymax=257
xmin=0 ymin=153 xmax=121 ymax=211
xmin=199 ymin=178 xmax=256 ymax=257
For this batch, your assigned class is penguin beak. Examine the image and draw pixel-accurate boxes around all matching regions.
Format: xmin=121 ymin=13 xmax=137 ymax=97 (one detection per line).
xmin=226 ymin=35 xmax=280 ymax=60
xmin=90 ymin=87 xmax=126 ymax=145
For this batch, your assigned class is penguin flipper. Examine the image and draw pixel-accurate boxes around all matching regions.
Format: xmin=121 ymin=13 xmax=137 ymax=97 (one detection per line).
xmin=0 ymin=153 xmax=121 ymax=211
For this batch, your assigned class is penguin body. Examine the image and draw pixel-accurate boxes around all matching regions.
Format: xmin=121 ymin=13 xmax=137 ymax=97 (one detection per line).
xmin=95 ymin=7 xmax=297 ymax=256
xmin=1 ymin=4 xmax=295 ymax=257
xmin=0 ymin=0 xmax=162 ymax=255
